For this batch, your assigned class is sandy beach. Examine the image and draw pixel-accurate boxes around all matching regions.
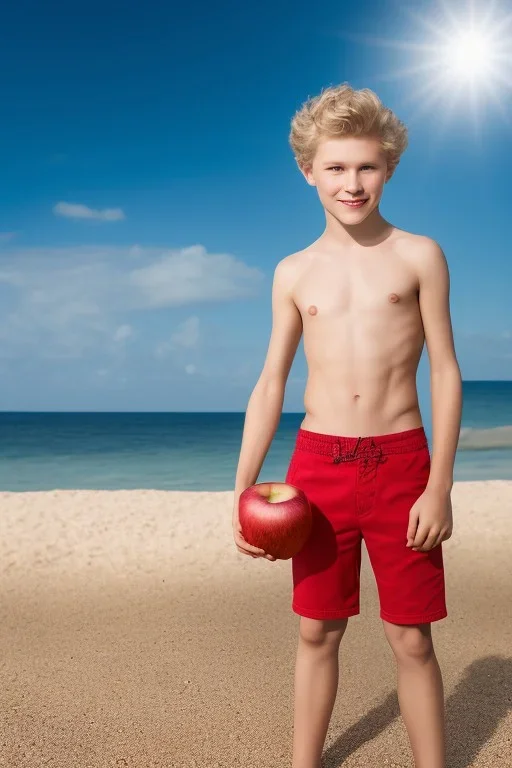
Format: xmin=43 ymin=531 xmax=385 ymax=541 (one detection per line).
xmin=1 ymin=481 xmax=511 ymax=768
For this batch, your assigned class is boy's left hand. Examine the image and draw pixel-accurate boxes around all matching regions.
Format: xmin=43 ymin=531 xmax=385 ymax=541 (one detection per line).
xmin=406 ymin=487 xmax=453 ymax=552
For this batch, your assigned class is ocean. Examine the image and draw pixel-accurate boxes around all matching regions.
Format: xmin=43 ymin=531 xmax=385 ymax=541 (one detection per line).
xmin=0 ymin=381 xmax=510 ymax=492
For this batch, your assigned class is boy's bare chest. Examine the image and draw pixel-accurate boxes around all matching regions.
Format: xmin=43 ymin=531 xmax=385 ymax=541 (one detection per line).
xmin=292 ymin=253 xmax=420 ymax=325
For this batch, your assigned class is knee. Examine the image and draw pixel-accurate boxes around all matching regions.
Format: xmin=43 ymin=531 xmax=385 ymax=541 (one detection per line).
xmin=299 ymin=616 xmax=348 ymax=647
xmin=384 ymin=624 xmax=434 ymax=661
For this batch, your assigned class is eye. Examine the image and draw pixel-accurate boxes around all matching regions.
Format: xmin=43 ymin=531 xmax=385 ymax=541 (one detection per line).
xmin=328 ymin=165 xmax=375 ymax=171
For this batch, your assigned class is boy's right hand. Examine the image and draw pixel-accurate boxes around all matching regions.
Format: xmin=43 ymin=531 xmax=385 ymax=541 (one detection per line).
xmin=232 ymin=505 xmax=276 ymax=561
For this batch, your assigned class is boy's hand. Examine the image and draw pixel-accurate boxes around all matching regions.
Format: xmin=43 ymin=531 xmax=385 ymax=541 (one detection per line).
xmin=232 ymin=519 xmax=276 ymax=560
xmin=406 ymin=487 xmax=453 ymax=552
xmin=232 ymin=495 xmax=276 ymax=561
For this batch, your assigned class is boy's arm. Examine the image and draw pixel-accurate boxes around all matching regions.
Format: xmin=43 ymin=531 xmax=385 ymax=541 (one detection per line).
xmin=233 ymin=256 xmax=303 ymax=521
xmin=416 ymin=238 xmax=463 ymax=493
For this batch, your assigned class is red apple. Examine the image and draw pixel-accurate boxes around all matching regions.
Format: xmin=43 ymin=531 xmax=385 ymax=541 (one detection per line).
xmin=238 ymin=482 xmax=312 ymax=560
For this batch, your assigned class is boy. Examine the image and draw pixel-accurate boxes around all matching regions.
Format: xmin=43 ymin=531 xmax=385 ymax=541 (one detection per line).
xmin=232 ymin=83 xmax=462 ymax=768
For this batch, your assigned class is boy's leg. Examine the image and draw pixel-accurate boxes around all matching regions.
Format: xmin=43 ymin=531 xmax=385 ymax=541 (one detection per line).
xmin=292 ymin=616 xmax=349 ymax=768
xmin=359 ymin=433 xmax=447 ymax=765
xmin=382 ymin=620 xmax=446 ymax=768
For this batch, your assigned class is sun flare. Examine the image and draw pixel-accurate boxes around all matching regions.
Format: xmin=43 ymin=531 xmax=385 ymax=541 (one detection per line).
xmin=336 ymin=1 xmax=512 ymax=135
xmin=444 ymin=29 xmax=494 ymax=82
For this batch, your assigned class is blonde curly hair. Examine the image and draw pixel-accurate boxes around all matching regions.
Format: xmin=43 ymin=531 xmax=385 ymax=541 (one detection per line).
xmin=289 ymin=83 xmax=408 ymax=176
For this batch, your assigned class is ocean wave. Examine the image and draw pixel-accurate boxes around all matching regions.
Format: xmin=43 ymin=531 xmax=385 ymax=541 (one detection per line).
xmin=457 ymin=426 xmax=512 ymax=451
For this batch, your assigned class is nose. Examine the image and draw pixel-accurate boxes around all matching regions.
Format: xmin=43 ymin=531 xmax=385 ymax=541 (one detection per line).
xmin=344 ymin=174 xmax=363 ymax=194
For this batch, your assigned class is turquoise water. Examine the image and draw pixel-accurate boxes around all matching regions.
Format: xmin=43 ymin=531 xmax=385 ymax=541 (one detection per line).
xmin=0 ymin=381 xmax=511 ymax=491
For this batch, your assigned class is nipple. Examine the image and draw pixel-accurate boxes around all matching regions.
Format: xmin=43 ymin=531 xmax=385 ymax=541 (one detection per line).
xmin=308 ymin=305 xmax=318 ymax=315
xmin=388 ymin=293 xmax=399 ymax=303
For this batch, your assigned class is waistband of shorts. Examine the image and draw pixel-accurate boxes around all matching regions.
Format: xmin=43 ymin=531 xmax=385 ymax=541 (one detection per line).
xmin=294 ymin=426 xmax=429 ymax=460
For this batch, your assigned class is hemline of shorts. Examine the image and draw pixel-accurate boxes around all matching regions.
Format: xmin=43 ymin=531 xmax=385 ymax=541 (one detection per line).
xmin=292 ymin=603 xmax=448 ymax=624
xmin=380 ymin=608 xmax=448 ymax=624
xmin=292 ymin=603 xmax=360 ymax=620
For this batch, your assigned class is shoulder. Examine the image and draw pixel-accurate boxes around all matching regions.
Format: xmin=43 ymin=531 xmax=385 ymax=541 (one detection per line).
xmin=395 ymin=229 xmax=443 ymax=254
xmin=276 ymin=248 xmax=312 ymax=269
xmin=398 ymin=231 xmax=448 ymax=279
xmin=413 ymin=233 xmax=445 ymax=257
xmin=273 ymin=248 xmax=312 ymax=288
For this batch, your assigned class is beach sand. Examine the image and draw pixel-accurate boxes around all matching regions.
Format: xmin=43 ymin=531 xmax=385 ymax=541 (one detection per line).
xmin=1 ymin=482 xmax=511 ymax=768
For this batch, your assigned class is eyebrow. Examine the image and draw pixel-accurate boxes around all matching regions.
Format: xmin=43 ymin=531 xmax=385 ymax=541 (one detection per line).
xmin=322 ymin=161 xmax=377 ymax=166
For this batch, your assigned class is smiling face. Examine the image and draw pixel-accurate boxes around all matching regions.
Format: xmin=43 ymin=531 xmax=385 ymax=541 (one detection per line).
xmin=299 ymin=135 xmax=393 ymax=225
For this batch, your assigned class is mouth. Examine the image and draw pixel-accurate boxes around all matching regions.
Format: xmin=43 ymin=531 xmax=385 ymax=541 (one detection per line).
xmin=339 ymin=199 xmax=368 ymax=208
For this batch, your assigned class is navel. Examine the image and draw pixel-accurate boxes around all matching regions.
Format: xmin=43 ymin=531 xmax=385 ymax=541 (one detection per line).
xmin=388 ymin=293 xmax=400 ymax=303
xmin=308 ymin=305 xmax=318 ymax=315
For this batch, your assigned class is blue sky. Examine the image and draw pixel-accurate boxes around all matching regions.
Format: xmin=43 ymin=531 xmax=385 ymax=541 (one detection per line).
xmin=1 ymin=0 xmax=511 ymax=412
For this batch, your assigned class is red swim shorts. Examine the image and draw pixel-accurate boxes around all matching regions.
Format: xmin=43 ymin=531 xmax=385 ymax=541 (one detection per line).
xmin=284 ymin=426 xmax=447 ymax=625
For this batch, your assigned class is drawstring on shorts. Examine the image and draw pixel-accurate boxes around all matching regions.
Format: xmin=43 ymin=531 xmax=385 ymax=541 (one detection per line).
xmin=332 ymin=436 xmax=388 ymax=480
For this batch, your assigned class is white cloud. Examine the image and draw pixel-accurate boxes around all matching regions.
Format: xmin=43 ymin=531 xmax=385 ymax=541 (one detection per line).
xmin=0 ymin=243 xmax=265 ymax=360
xmin=154 ymin=317 xmax=200 ymax=359
xmin=129 ymin=244 xmax=262 ymax=308
xmin=171 ymin=316 xmax=200 ymax=348
xmin=53 ymin=202 xmax=126 ymax=221
xmin=113 ymin=324 xmax=133 ymax=343
xmin=154 ymin=341 xmax=170 ymax=360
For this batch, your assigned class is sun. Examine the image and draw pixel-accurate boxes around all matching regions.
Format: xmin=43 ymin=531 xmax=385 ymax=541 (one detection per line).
xmin=444 ymin=29 xmax=495 ymax=82
xmin=333 ymin=1 xmax=512 ymax=136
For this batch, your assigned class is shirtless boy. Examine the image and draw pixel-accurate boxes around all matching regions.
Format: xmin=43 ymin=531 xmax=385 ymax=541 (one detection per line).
xmin=232 ymin=84 xmax=462 ymax=768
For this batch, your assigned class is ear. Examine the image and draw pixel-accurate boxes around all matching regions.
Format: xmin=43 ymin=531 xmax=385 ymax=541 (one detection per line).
xmin=385 ymin=163 xmax=397 ymax=183
xmin=297 ymin=161 xmax=315 ymax=186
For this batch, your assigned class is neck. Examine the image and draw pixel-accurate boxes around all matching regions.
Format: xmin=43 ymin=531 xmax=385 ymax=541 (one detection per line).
xmin=322 ymin=205 xmax=394 ymax=249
